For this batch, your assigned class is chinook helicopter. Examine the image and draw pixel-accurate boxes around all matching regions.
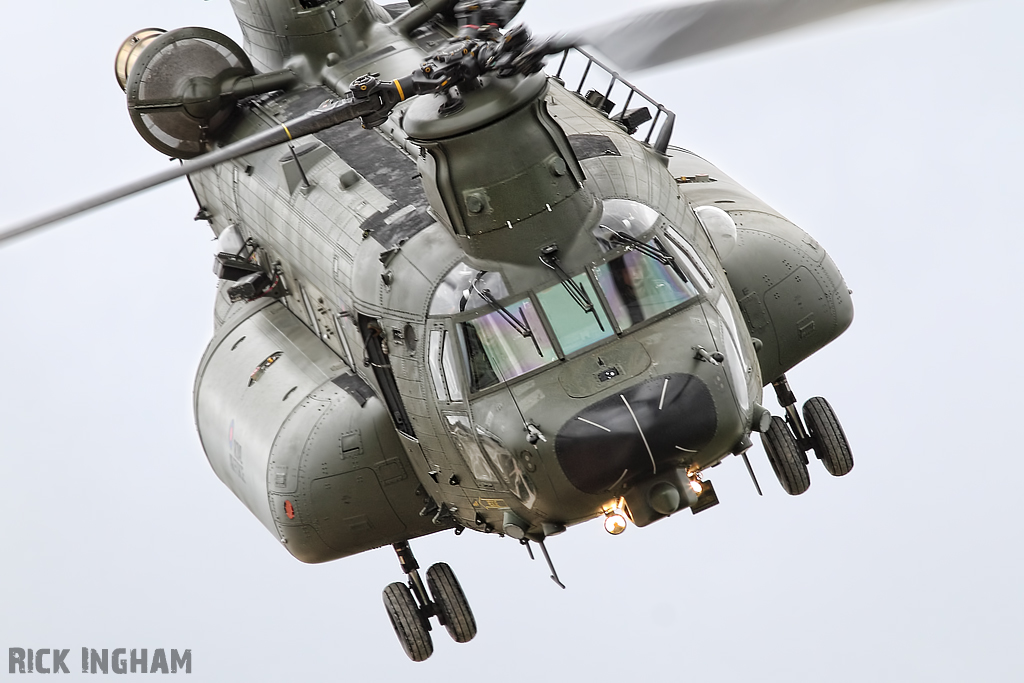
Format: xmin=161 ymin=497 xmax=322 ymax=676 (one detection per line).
xmin=1 ymin=0 xmax=910 ymax=662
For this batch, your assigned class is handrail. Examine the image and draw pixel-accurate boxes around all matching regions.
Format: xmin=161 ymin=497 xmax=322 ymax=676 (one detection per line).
xmin=550 ymin=46 xmax=674 ymax=152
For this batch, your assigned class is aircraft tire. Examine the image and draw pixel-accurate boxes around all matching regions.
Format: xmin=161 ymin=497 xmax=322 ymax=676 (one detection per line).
xmin=383 ymin=582 xmax=433 ymax=662
xmin=803 ymin=397 xmax=854 ymax=477
xmin=761 ymin=416 xmax=810 ymax=495
xmin=426 ymin=562 xmax=477 ymax=643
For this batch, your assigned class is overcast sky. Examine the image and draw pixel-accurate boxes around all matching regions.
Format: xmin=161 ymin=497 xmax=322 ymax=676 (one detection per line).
xmin=1 ymin=0 xmax=1021 ymax=680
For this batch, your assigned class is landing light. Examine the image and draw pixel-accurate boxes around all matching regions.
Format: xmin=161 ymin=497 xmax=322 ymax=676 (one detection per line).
xmin=689 ymin=479 xmax=703 ymax=495
xmin=604 ymin=512 xmax=628 ymax=535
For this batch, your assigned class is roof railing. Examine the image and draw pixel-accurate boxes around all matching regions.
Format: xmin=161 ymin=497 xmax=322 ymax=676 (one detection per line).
xmin=549 ymin=47 xmax=674 ymax=153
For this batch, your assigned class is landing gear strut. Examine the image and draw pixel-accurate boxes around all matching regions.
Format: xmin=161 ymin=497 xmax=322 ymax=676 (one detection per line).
xmin=760 ymin=375 xmax=854 ymax=495
xmin=382 ymin=541 xmax=476 ymax=662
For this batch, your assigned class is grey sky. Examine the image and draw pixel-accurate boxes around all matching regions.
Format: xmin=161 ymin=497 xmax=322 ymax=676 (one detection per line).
xmin=1 ymin=0 xmax=1021 ymax=680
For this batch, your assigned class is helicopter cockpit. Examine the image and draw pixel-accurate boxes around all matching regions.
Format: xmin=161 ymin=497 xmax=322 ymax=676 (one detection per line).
xmin=426 ymin=198 xmax=717 ymax=398
xmin=416 ymin=195 xmax=754 ymax=532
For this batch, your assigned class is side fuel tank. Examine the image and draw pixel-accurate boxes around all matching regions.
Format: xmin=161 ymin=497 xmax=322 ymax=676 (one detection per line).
xmin=667 ymin=147 xmax=854 ymax=382
xmin=194 ymin=299 xmax=444 ymax=563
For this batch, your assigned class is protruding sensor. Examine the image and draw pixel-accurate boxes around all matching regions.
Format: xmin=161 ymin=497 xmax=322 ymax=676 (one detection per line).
xmin=695 ymin=205 xmax=738 ymax=260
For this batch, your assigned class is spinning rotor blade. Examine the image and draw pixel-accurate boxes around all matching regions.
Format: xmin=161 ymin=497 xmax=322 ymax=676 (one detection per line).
xmin=0 ymin=0 xmax=935 ymax=245
xmin=0 ymin=97 xmax=375 ymax=245
xmin=572 ymin=0 xmax=920 ymax=71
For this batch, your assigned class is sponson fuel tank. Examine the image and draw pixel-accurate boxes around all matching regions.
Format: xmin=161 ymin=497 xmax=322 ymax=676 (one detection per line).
xmin=667 ymin=147 xmax=855 ymax=382
xmin=194 ymin=298 xmax=447 ymax=563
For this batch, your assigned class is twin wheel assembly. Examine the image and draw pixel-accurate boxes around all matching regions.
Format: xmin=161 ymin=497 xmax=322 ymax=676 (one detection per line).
xmin=383 ymin=542 xmax=477 ymax=661
xmin=760 ymin=375 xmax=854 ymax=495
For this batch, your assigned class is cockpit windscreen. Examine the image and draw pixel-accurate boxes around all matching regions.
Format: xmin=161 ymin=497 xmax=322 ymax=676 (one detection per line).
xmin=595 ymin=245 xmax=698 ymax=330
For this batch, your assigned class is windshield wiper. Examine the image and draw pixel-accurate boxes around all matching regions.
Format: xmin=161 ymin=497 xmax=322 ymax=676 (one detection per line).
xmin=472 ymin=276 xmax=544 ymax=357
xmin=600 ymin=226 xmax=675 ymax=265
xmin=599 ymin=227 xmax=689 ymax=283
xmin=539 ymin=245 xmax=605 ymax=332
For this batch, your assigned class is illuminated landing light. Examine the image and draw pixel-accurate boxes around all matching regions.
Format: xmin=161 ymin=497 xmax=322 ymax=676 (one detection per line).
xmin=604 ymin=512 xmax=628 ymax=535
xmin=689 ymin=479 xmax=703 ymax=495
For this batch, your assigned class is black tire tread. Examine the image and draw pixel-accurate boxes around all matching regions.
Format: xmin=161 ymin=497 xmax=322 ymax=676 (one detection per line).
xmin=426 ymin=562 xmax=477 ymax=644
xmin=761 ymin=416 xmax=811 ymax=495
xmin=382 ymin=582 xmax=433 ymax=662
xmin=803 ymin=397 xmax=854 ymax=477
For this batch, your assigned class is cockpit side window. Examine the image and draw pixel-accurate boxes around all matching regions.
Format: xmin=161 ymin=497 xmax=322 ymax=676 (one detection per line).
xmin=461 ymin=296 xmax=557 ymax=392
xmin=664 ymin=226 xmax=715 ymax=289
xmin=427 ymin=329 xmax=448 ymax=400
xmin=444 ymin=414 xmax=499 ymax=485
xmin=428 ymin=327 xmax=465 ymax=402
xmin=440 ymin=329 xmax=463 ymax=401
xmin=595 ymin=244 xmax=699 ymax=330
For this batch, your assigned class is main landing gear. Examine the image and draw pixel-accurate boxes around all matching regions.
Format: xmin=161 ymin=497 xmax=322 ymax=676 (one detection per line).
xmin=760 ymin=374 xmax=854 ymax=495
xmin=382 ymin=541 xmax=477 ymax=662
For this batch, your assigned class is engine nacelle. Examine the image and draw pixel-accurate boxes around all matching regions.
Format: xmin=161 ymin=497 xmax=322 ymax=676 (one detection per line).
xmin=194 ymin=299 xmax=446 ymax=563
xmin=118 ymin=27 xmax=255 ymax=159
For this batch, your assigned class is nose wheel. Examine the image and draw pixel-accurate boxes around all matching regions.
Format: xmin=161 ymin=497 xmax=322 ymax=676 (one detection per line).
xmin=760 ymin=375 xmax=855 ymax=495
xmin=383 ymin=542 xmax=477 ymax=662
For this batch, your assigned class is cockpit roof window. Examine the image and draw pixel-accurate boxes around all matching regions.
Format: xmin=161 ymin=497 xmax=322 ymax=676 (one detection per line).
xmin=592 ymin=199 xmax=661 ymax=250
xmin=594 ymin=241 xmax=699 ymax=330
xmin=431 ymin=262 xmax=507 ymax=316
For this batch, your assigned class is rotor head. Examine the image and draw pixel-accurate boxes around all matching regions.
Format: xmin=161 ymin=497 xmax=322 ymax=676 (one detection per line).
xmin=454 ymin=0 xmax=525 ymax=30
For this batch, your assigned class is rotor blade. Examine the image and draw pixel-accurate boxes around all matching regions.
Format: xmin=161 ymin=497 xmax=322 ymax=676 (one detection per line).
xmin=0 ymin=97 xmax=370 ymax=245
xmin=572 ymin=0 xmax=921 ymax=71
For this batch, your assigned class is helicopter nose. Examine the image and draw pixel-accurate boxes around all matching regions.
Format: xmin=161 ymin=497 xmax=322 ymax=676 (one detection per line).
xmin=554 ymin=373 xmax=718 ymax=494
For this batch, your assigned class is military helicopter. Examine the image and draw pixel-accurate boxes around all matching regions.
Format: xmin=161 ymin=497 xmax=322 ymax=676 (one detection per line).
xmin=3 ymin=0 xmax=934 ymax=663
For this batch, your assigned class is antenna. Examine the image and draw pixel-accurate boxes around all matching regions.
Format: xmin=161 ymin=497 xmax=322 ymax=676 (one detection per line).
xmin=288 ymin=144 xmax=312 ymax=190
xmin=741 ymin=453 xmax=763 ymax=496
xmin=536 ymin=539 xmax=566 ymax=589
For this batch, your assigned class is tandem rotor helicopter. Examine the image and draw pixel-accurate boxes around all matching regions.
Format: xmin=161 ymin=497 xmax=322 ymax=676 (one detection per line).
xmin=3 ymin=0 xmax=937 ymax=662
